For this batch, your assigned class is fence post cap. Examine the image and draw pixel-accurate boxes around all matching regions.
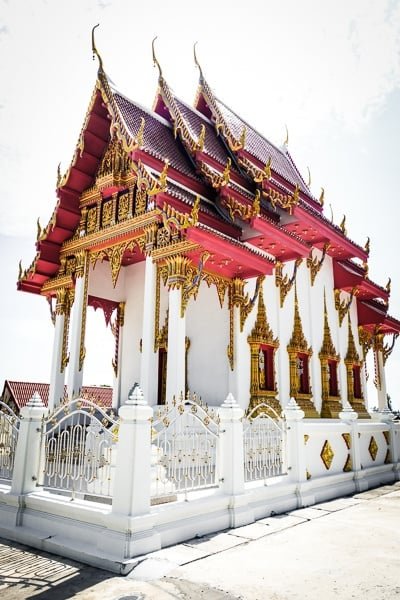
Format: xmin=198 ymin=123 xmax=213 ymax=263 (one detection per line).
xmin=283 ymin=398 xmax=305 ymax=421
xmin=376 ymin=407 xmax=394 ymax=423
xmin=339 ymin=399 xmax=358 ymax=422
xmin=20 ymin=392 xmax=47 ymax=419
xmin=218 ymin=392 xmax=244 ymax=420
xmin=127 ymin=384 xmax=146 ymax=406
xmin=119 ymin=383 xmax=152 ymax=421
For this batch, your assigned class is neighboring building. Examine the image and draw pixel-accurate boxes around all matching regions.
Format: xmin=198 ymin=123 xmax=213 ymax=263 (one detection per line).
xmin=1 ymin=380 xmax=112 ymax=414
xmin=16 ymin=42 xmax=400 ymax=416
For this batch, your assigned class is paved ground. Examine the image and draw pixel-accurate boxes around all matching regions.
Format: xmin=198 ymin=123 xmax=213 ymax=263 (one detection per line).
xmin=0 ymin=482 xmax=399 ymax=599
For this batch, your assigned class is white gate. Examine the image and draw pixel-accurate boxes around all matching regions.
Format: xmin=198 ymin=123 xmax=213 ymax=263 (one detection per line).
xmin=40 ymin=398 xmax=119 ymax=499
xmin=151 ymin=395 xmax=220 ymax=500
xmin=0 ymin=401 xmax=20 ymax=481
xmin=243 ymin=403 xmax=286 ymax=483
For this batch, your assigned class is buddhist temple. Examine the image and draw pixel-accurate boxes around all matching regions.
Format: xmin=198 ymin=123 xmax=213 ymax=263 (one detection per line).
xmin=17 ymin=34 xmax=400 ymax=418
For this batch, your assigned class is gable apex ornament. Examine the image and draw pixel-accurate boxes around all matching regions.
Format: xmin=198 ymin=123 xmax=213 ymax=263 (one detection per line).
xmin=91 ymin=24 xmax=104 ymax=74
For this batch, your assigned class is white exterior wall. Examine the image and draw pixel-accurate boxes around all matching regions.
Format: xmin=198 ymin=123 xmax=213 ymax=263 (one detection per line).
xmin=120 ymin=262 xmax=145 ymax=403
xmin=186 ymin=281 xmax=230 ymax=405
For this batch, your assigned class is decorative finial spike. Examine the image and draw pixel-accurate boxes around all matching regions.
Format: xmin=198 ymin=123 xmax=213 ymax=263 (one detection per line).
xmin=91 ymin=24 xmax=104 ymax=73
xmin=283 ymin=124 xmax=289 ymax=147
xmin=364 ymin=236 xmax=370 ymax=254
xmin=193 ymin=41 xmax=204 ymax=80
xmin=386 ymin=277 xmax=391 ymax=294
xmin=307 ymin=166 xmax=311 ymax=187
xmin=152 ymin=36 xmax=163 ymax=79
xmin=339 ymin=214 xmax=347 ymax=235
xmin=319 ymin=187 xmax=325 ymax=206
xmin=18 ymin=260 xmax=22 ymax=280
xmin=36 ymin=218 xmax=42 ymax=241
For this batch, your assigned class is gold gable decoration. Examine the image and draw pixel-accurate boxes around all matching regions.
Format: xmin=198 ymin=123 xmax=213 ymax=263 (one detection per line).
xmin=319 ymin=292 xmax=342 ymax=418
xmin=287 ymin=287 xmax=318 ymax=417
xmin=247 ymin=287 xmax=280 ymax=415
xmin=96 ymin=136 xmax=136 ymax=191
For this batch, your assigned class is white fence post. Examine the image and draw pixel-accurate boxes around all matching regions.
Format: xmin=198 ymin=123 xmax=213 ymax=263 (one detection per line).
xmin=284 ymin=398 xmax=314 ymax=507
xmin=11 ymin=393 xmax=47 ymax=496
xmin=377 ymin=409 xmax=400 ymax=482
xmin=339 ymin=402 xmax=362 ymax=491
xmin=106 ymin=385 xmax=161 ymax=558
xmin=218 ymin=393 xmax=254 ymax=527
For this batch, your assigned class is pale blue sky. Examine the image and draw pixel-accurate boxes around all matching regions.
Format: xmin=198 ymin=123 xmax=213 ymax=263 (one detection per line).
xmin=0 ymin=0 xmax=399 ymax=406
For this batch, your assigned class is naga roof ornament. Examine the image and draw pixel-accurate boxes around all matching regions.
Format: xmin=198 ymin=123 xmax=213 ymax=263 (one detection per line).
xmin=91 ymin=24 xmax=104 ymax=74
xmin=152 ymin=37 xmax=163 ymax=80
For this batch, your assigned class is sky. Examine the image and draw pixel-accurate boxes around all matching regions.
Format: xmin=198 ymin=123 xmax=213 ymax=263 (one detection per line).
xmin=0 ymin=0 xmax=399 ymax=407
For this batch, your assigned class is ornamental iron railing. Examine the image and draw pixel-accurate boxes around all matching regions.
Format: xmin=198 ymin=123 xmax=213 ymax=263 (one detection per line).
xmin=243 ymin=403 xmax=286 ymax=483
xmin=151 ymin=393 xmax=220 ymax=500
xmin=0 ymin=401 xmax=20 ymax=481
xmin=39 ymin=397 xmax=119 ymax=499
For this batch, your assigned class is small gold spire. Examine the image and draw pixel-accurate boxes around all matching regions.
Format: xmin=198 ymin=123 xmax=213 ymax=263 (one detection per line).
xmin=319 ymin=187 xmax=325 ymax=206
xmin=386 ymin=277 xmax=391 ymax=294
xmin=18 ymin=260 xmax=23 ymax=280
xmin=152 ymin=36 xmax=163 ymax=79
xmin=307 ymin=166 xmax=311 ymax=187
xmin=265 ymin=156 xmax=272 ymax=179
xmin=364 ymin=236 xmax=370 ymax=254
xmin=193 ymin=41 xmax=204 ymax=80
xmin=339 ymin=214 xmax=347 ymax=235
xmin=222 ymin=157 xmax=231 ymax=186
xmin=239 ymin=126 xmax=247 ymax=148
xmin=36 ymin=218 xmax=42 ymax=241
xmin=91 ymin=24 xmax=104 ymax=73
xmin=293 ymin=184 xmax=300 ymax=203
xmin=252 ymin=189 xmax=261 ymax=216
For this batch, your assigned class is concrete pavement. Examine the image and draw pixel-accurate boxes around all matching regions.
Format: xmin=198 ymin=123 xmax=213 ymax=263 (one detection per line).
xmin=0 ymin=482 xmax=399 ymax=599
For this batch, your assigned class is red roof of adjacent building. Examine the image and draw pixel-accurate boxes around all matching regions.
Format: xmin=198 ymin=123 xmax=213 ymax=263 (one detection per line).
xmin=1 ymin=380 xmax=113 ymax=411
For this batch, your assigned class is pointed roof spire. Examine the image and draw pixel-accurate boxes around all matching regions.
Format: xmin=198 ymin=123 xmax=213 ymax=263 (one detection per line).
xmin=91 ymin=24 xmax=104 ymax=73
xmin=320 ymin=290 xmax=339 ymax=358
xmin=193 ymin=41 xmax=204 ymax=81
xmin=152 ymin=36 xmax=163 ymax=80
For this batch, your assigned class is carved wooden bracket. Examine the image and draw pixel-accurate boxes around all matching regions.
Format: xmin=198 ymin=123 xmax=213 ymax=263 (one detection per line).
xmin=275 ymin=258 xmax=302 ymax=307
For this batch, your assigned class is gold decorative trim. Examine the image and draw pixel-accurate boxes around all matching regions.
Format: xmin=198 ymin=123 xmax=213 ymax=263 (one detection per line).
xmin=304 ymin=434 xmax=310 ymax=445
xmin=383 ymin=430 xmax=390 ymax=445
xmin=227 ymin=284 xmax=234 ymax=371
xmin=222 ymin=191 xmax=260 ymax=222
xmin=41 ymin=275 xmax=74 ymax=295
xmin=320 ymin=440 xmax=334 ymax=470
xmin=343 ymin=454 xmax=352 ymax=472
xmin=342 ymin=433 xmax=351 ymax=450
xmin=90 ymin=237 xmax=144 ymax=288
xmin=275 ymin=258 xmax=302 ymax=308
xmin=368 ymin=436 xmax=378 ymax=461
xmin=151 ymin=239 xmax=199 ymax=260
xmin=345 ymin=316 xmax=369 ymax=418
xmin=334 ymin=287 xmax=358 ymax=326
xmin=78 ymin=253 xmax=89 ymax=371
xmin=263 ymin=184 xmax=300 ymax=214
xmin=307 ymin=243 xmax=330 ymax=286
xmin=61 ymin=289 xmax=74 ymax=373
xmin=181 ymin=252 xmax=210 ymax=317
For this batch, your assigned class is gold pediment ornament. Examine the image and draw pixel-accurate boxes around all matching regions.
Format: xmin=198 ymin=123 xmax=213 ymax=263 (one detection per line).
xmin=287 ymin=287 xmax=312 ymax=355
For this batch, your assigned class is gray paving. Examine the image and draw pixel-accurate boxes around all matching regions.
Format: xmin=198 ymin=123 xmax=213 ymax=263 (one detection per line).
xmin=0 ymin=482 xmax=399 ymax=599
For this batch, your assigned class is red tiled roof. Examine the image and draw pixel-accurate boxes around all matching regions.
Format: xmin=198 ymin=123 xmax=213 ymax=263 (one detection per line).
xmin=2 ymin=381 xmax=113 ymax=410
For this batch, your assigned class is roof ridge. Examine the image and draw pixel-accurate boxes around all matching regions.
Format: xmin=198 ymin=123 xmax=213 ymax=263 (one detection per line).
xmin=110 ymin=85 xmax=173 ymax=130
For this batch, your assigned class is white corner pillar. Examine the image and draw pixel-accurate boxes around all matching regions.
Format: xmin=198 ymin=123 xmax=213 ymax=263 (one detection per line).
xmin=11 ymin=393 xmax=47 ymax=496
xmin=228 ymin=279 xmax=248 ymax=410
xmin=218 ymin=393 xmax=254 ymax=527
xmin=48 ymin=288 xmax=68 ymax=411
xmin=140 ymin=256 xmax=159 ymax=406
xmin=165 ymin=256 xmax=189 ymax=404
xmin=67 ymin=252 xmax=89 ymax=400
xmin=112 ymin=302 xmax=125 ymax=410
xmin=375 ymin=346 xmax=388 ymax=411
xmin=107 ymin=386 xmax=160 ymax=558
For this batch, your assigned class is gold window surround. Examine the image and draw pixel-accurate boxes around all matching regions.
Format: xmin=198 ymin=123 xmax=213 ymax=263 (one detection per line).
xmin=247 ymin=286 xmax=280 ymax=415
xmin=319 ymin=293 xmax=342 ymax=418
xmin=344 ymin=316 xmax=370 ymax=419
xmin=287 ymin=287 xmax=319 ymax=418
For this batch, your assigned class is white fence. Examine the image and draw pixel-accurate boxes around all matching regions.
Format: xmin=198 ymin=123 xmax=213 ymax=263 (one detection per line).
xmin=0 ymin=389 xmax=399 ymax=573
xmin=0 ymin=401 xmax=20 ymax=480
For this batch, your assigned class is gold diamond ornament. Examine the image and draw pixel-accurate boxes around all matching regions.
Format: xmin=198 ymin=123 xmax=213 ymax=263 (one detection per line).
xmin=368 ymin=436 xmax=378 ymax=461
xmin=320 ymin=440 xmax=334 ymax=470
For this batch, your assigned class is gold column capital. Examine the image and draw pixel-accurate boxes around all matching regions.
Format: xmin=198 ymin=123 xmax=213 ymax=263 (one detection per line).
xmin=166 ymin=255 xmax=191 ymax=290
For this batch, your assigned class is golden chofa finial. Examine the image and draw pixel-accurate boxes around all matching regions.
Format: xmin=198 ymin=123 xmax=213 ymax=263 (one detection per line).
xmin=193 ymin=41 xmax=204 ymax=80
xmin=319 ymin=187 xmax=325 ymax=206
xmin=197 ymin=124 xmax=206 ymax=151
xmin=152 ymin=36 xmax=163 ymax=80
xmin=364 ymin=236 xmax=370 ymax=254
xmin=306 ymin=166 xmax=311 ymax=187
xmin=283 ymin=124 xmax=289 ymax=147
xmin=18 ymin=260 xmax=23 ymax=281
xmin=386 ymin=277 xmax=391 ymax=294
xmin=339 ymin=214 xmax=347 ymax=235
xmin=91 ymin=24 xmax=104 ymax=73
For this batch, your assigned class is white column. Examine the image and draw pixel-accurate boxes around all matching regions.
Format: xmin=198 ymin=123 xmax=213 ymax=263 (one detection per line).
xmin=67 ymin=253 xmax=88 ymax=399
xmin=228 ymin=306 xmax=245 ymax=407
xmin=166 ymin=287 xmax=186 ymax=403
xmin=112 ymin=302 xmax=125 ymax=410
xmin=376 ymin=349 xmax=388 ymax=410
xmin=140 ymin=257 xmax=158 ymax=406
xmin=48 ymin=289 xmax=67 ymax=411
xmin=11 ymin=393 xmax=48 ymax=496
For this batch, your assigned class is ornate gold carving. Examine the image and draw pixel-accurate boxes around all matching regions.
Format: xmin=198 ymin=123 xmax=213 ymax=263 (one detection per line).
xmin=160 ymin=197 xmax=200 ymax=235
xmin=320 ymin=293 xmax=341 ymax=418
xmin=334 ymin=287 xmax=358 ymax=326
xmin=222 ymin=191 xmax=260 ymax=222
xmin=368 ymin=436 xmax=378 ymax=461
xmin=320 ymin=440 xmax=334 ymax=470
xmin=149 ymin=159 xmax=169 ymax=196
xmin=275 ymin=258 xmax=302 ymax=308
xmin=203 ymin=272 xmax=229 ymax=308
xmin=101 ymin=199 xmax=114 ymax=228
xmin=342 ymin=433 xmax=351 ymax=449
xmin=287 ymin=287 xmax=317 ymax=417
xmin=382 ymin=333 xmax=398 ymax=365
xmin=78 ymin=253 xmax=89 ymax=372
xmin=75 ymin=251 xmax=86 ymax=279
xmin=96 ymin=137 xmax=135 ymax=191
xmin=165 ymin=254 xmax=191 ymax=290
xmin=86 ymin=206 xmax=98 ymax=233
xmin=111 ymin=301 xmax=125 ymax=377
xmin=227 ymin=284 xmax=234 ymax=371
xmin=319 ymin=187 xmax=325 ymax=207
xmin=247 ymin=286 xmax=280 ymax=414
xmin=358 ymin=326 xmax=373 ymax=360
xmin=240 ymin=275 xmax=265 ymax=332
xmin=90 ymin=237 xmax=143 ymax=287
xmin=364 ymin=236 xmax=370 ymax=254
xmin=197 ymin=124 xmax=206 ymax=151
xmin=343 ymin=454 xmax=352 ymax=472
xmin=55 ymin=287 xmax=67 ymax=316
xmin=307 ymin=243 xmax=330 ymax=286
xmin=255 ymin=157 xmax=272 ymax=183
xmin=61 ymin=288 xmax=74 ymax=373
xmin=154 ymin=264 xmax=168 ymax=352
xmin=383 ymin=430 xmax=390 ymax=445
xmin=118 ymin=192 xmax=130 ymax=222
xmin=181 ymin=252 xmax=210 ymax=317
xmin=200 ymin=158 xmax=231 ymax=190
xmin=263 ymin=184 xmax=300 ymax=214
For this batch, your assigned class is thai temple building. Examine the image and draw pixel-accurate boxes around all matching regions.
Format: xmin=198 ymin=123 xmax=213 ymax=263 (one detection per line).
xmin=17 ymin=37 xmax=400 ymax=419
